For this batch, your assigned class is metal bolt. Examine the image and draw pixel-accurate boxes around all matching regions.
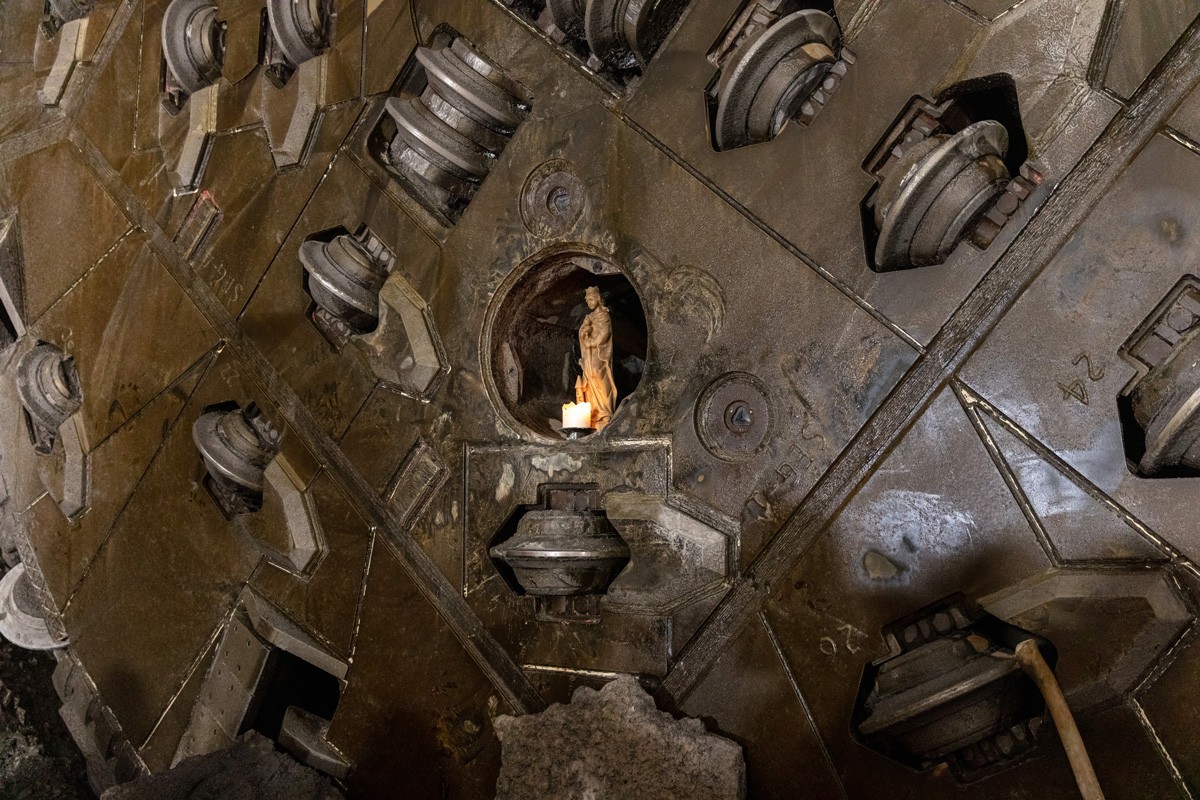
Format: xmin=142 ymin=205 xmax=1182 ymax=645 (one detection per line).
xmin=547 ymin=186 xmax=571 ymax=216
xmin=994 ymin=191 xmax=1020 ymax=215
xmin=1166 ymin=305 xmax=1196 ymax=334
xmin=724 ymin=401 xmax=753 ymax=433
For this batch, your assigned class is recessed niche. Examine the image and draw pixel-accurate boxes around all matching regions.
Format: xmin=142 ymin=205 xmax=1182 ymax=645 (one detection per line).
xmin=241 ymin=648 xmax=341 ymax=741
xmin=299 ymin=224 xmax=395 ymax=346
xmin=17 ymin=341 xmax=82 ymax=455
xmin=192 ymin=401 xmax=281 ymax=519
xmin=175 ymin=592 xmax=350 ymax=779
xmin=369 ymin=25 xmax=531 ymax=226
xmin=859 ymin=74 xmax=1038 ymax=273
xmin=1117 ymin=276 xmax=1200 ymax=479
xmin=486 ymin=483 xmax=629 ymax=623
xmin=485 ymin=250 xmax=648 ymax=439
xmin=501 ymin=0 xmax=692 ymax=90
xmin=704 ymin=2 xmax=849 ymax=152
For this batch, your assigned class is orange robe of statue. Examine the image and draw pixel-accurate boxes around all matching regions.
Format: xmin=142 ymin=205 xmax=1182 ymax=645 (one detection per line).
xmin=577 ymin=290 xmax=617 ymax=429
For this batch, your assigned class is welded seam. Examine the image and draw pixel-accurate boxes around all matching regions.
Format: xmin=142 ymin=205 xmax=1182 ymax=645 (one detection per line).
xmin=954 ymin=382 xmax=1063 ymax=566
xmin=615 ymin=113 xmax=924 ymax=352
xmin=991 ymin=0 xmax=1033 ymax=23
xmin=15 ymin=490 xmax=50 ymax=519
xmin=233 ymin=135 xmax=359 ymax=320
xmin=85 ymin=344 xmax=218 ymax=453
xmin=27 ymin=225 xmax=137 ymax=333
xmin=1134 ymin=610 xmax=1196 ymax=698
xmin=138 ymin=603 xmax=231 ymax=751
xmin=0 ymin=118 xmax=69 ymax=166
xmin=327 ymin=370 xmax=377 ymax=442
xmin=1131 ymin=697 xmax=1196 ymax=800
xmin=250 ymin=585 xmax=346 ymax=657
xmin=1164 ymin=127 xmax=1200 ymax=157
xmin=59 ymin=0 xmax=138 ymax=120
xmin=61 ymin=348 xmax=220 ymax=611
xmin=460 ymin=439 xmax=470 ymax=599
xmin=346 ymin=530 xmax=376 ymax=663
xmin=963 ymin=383 xmax=1198 ymax=577
xmin=657 ymin=12 xmax=1200 ymax=705
xmin=760 ymin=612 xmax=850 ymax=800
xmin=842 ymin=0 xmax=885 ymax=43
xmin=66 ymin=124 xmax=547 ymax=714
xmin=520 ymin=664 xmax=634 ymax=680
xmin=410 ymin=0 xmax=423 ymax=45
xmin=359 ymin=0 xmax=367 ymax=101
xmin=131 ymin=1 xmax=146 ymax=152
xmin=1087 ymin=0 xmax=1129 ymax=90
xmin=937 ymin=0 xmax=989 ymax=26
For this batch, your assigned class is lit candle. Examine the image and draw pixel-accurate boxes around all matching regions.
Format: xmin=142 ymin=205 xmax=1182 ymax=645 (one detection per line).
xmin=562 ymin=401 xmax=592 ymax=430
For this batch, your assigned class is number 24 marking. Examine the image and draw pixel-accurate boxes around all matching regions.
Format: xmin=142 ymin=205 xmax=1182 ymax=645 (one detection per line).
xmin=1058 ymin=353 xmax=1105 ymax=406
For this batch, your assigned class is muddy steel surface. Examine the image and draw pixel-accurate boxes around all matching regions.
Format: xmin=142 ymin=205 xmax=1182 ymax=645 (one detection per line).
xmin=0 ymin=0 xmax=1198 ymax=798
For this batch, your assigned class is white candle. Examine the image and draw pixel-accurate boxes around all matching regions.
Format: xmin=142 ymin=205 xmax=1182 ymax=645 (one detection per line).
xmin=562 ymin=401 xmax=592 ymax=429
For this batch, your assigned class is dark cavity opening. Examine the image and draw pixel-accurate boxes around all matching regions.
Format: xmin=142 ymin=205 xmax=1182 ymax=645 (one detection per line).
xmin=241 ymin=649 xmax=341 ymax=741
xmin=489 ymin=252 xmax=648 ymax=438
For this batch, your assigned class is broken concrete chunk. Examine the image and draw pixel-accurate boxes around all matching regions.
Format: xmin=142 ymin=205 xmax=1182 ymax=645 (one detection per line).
xmin=494 ymin=675 xmax=746 ymax=800
xmin=100 ymin=732 xmax=344 ymax=800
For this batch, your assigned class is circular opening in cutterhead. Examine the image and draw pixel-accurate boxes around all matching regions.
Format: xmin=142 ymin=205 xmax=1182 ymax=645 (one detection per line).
xmin=485 ymin=250 xmax=648 ymax=439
